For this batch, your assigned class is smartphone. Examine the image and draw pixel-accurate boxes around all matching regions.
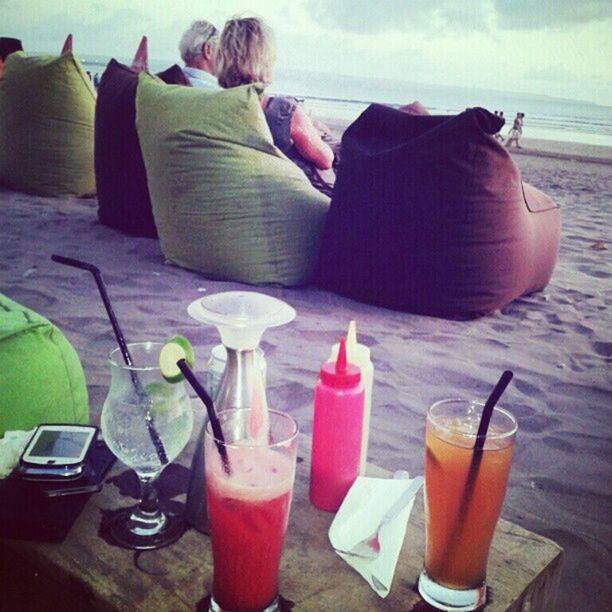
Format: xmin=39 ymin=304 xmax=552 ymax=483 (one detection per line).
xmin=19 ymin=424 xmax=98 ymax=480
xmin=40 ymin=439 xmax=116 ymax=498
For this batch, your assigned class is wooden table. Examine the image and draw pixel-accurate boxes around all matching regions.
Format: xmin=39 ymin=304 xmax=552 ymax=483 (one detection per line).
xmin=0 ymin=431 xmax=563 ymax=611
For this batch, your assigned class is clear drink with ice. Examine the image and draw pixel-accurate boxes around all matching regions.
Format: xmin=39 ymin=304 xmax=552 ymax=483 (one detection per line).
xmin=101 ymin=341 xmax=194 ymax=549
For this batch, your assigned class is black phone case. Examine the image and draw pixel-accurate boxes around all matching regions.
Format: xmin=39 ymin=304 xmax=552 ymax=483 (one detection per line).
xmin=0 ymin=440 xmax=115 ymax=542
xmin=40 ymin=440 xmax=116 ymax=497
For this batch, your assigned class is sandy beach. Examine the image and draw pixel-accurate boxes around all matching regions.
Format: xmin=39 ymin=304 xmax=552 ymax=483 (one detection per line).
xmin=0 ymin=137 xmax=610 ymax=610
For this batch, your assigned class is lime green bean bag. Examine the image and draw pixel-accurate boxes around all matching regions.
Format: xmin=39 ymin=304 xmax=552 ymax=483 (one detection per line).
xmin=0 ymin=52 xmax=96 ymax=197
xmin=0 ymin=294 xmax=89 ymax=437
xmin=135 ymin=74 xmax=329 ymax=286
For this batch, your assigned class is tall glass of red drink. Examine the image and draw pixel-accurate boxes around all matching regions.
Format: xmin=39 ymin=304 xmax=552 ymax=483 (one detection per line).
xmin=204 ymin=409 xmax=299 ymax=612
xmin=418 ymin=399 xmax=517 ymax=611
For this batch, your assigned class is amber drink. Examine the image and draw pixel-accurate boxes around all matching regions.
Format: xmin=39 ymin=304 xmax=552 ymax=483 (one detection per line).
xmin=418 ymin=399 xmax=517 ymax=611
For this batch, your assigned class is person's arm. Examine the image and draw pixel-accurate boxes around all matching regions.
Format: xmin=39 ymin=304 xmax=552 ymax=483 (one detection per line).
xmin=398 ymin=100 xmax=430 ymax=116
xmin=290 ymin=104 xmax=334 ymax=170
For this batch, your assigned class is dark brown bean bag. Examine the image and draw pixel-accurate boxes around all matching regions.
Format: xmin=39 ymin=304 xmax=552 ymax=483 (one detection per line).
xmin=95 ymin=60 xmax=189 ymax=237
xmin=316 ymin=105 xmax=561 ymax=318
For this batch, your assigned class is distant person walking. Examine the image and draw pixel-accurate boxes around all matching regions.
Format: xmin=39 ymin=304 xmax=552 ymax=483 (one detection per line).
xmin=506 ymin=112 xmax=524 ymax=148
xmin=493 ymin=110 xmax=505 ymax=142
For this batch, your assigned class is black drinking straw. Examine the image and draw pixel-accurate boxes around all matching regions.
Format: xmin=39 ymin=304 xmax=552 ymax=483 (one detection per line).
xmin=51 ymin=254 xmax=168 ymax=465
xmin=443 ymin=370 xmax=514 ymax=563
xmin=472 ymin=371 xmax=514 ymax=454
xmin=177 ymin=359 xmax=231 ymax=476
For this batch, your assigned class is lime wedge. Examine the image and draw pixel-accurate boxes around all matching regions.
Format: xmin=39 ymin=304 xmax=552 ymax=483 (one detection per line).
xmin=159 ymin=335 xmax=195 ymax=383
xmin=145 ymin=382 xmax=175 ymax=415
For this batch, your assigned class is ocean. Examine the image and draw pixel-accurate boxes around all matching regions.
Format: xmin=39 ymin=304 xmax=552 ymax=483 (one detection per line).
xmin=81 ymin=55 xmax=612 ymax=148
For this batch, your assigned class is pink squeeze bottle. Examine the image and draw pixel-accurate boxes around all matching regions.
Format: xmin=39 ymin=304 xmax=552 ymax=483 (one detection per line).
xmin=310 ymin=337 xmax=364 ymax=512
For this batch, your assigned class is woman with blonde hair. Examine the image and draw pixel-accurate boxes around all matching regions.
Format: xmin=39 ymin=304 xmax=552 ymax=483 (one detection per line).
xmin=216 ymin=16 xmax=335 ymax=195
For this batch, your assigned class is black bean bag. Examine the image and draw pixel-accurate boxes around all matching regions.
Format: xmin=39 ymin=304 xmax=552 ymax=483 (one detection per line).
xmin=316 ymin=105 xmax=561 ymax=318
xmin=94 ymin=60 xmax=190 ymax=237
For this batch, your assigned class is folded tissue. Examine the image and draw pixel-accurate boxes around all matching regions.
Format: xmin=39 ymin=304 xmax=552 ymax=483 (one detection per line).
xmin=0 ymin=429 xmax=35 ymax=478
xmin=329 ymin=471 xmax=424 ymax=597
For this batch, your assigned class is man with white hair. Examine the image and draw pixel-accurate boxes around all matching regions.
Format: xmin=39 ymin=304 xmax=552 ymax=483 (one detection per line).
xmin=178 ymin=20 xmax=219 ymax=89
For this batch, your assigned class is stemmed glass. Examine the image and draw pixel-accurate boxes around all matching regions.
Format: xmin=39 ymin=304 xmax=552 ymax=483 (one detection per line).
xmin=101 ymin=341 xmax=194 ymax=550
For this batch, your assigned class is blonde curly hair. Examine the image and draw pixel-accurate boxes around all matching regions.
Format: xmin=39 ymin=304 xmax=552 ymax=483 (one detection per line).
xmin=216 ymin=16 xmax=276 ymax=88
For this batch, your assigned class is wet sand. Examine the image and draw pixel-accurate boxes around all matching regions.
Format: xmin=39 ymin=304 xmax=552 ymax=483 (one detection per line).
xmin=0 ymin=138 xmax=610 ymax=609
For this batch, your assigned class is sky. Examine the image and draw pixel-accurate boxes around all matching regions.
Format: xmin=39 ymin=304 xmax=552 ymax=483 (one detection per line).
xmin=3 ymin=0 xmax=612 ymax=106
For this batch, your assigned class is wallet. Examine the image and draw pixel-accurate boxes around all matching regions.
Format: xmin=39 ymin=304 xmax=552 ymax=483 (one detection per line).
xmin=0 ymin=439 xmax=115 ymax=542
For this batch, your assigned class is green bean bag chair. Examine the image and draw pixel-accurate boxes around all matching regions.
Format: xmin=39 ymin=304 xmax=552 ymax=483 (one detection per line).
xmin=0 ymin=294 xmax=89 ymax=437
xmin=0 ymin=51 xmax=96 ymax=197
xmin=135 ymin=74 xmax=329 ymax=286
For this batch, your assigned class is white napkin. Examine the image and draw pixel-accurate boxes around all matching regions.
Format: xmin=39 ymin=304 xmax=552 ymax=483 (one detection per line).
xmin=329 ymin=472 xmax=423 ymax=597
xmin=0 ymin=429 xmax=35 ymax=478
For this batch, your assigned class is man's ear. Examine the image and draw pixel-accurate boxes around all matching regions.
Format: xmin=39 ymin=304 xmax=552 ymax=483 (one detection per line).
xmin=202 ymin=41 xmax=213 ymax=61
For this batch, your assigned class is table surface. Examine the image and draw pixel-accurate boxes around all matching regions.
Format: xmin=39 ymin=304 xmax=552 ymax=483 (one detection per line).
xmin=0 ymin=427 xmax=563 ymax=611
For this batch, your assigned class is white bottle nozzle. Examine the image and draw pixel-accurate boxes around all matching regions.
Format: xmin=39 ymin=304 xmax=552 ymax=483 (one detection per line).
xmin=329 ymin=319 xmax=372 ymax=476
xmin=346 ymin=320 xmax=357 ymax=351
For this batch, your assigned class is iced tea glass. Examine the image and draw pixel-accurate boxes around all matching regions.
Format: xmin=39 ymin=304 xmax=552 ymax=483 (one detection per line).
xmin=418 ymin=399 xmax=517 ymax=611
xmin=204 ymin=409 xmax=299 ymax=612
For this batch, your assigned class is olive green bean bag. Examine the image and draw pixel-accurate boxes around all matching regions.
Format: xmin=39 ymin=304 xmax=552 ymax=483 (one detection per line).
xmin=0 ymin=294 xmax=89 ymax=437
xmin=0 ymin=52 xmax=96 ymax=197
xmin=135 ymin=74 xmax=329 ymax=286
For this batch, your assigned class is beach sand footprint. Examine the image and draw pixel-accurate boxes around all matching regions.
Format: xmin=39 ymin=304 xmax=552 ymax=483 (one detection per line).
xmin=518 ymin=414 xmax=562 ymax=434
xmin=592 ymin=341 xmax=612 ymax=358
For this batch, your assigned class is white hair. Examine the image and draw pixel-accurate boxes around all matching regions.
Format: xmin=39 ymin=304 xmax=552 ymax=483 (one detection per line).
xmin=179 ymin=20 xmax=218 ymax=64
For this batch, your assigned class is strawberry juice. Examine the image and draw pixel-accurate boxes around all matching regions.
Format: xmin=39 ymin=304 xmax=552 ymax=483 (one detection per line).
xmin=205 ymin=410 xmax=298 ymax=612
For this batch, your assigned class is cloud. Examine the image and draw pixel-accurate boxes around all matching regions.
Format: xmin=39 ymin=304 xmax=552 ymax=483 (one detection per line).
xmin=524 ymin=64 xmax=577 ymax=83
xmin=305 ymin=0 xmax=612 ymax=34
xmin=305 ymin=0 xmax=490 ymax=33
xmin=494 ymin=0 xmax=612 ymax=29
xmin=15 ymin=7 xmax=177 ymax=58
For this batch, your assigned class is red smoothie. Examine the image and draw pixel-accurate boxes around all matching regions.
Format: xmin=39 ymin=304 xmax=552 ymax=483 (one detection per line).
xmin=206 ymin=445 xmax=295 ymax=611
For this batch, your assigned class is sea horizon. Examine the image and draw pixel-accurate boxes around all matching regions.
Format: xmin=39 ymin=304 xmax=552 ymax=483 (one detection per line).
xmin=61 ymin=51 xmax=612 ymax=149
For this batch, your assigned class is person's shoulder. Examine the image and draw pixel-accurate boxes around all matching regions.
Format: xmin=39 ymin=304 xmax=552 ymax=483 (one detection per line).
xmin=266 ymin=96 xmax=298 ymax=118
xmin=270 ymin=96 xmax=299 ymax=109
xmin=183 ymin=67 xmax=218 ymax=90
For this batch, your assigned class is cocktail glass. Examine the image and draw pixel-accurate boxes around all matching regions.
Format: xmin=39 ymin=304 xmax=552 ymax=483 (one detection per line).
xmin=205 ymin=408 xmax=299 ymax=612
xmin=101 ymin=342 xmax=194 ymax=550
xmin=418 ymin=399 xmax=518 ymax=611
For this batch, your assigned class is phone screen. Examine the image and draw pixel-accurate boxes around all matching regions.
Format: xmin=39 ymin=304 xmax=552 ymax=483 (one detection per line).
xmin=29 ymin=430 xmax=91 ymax=459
